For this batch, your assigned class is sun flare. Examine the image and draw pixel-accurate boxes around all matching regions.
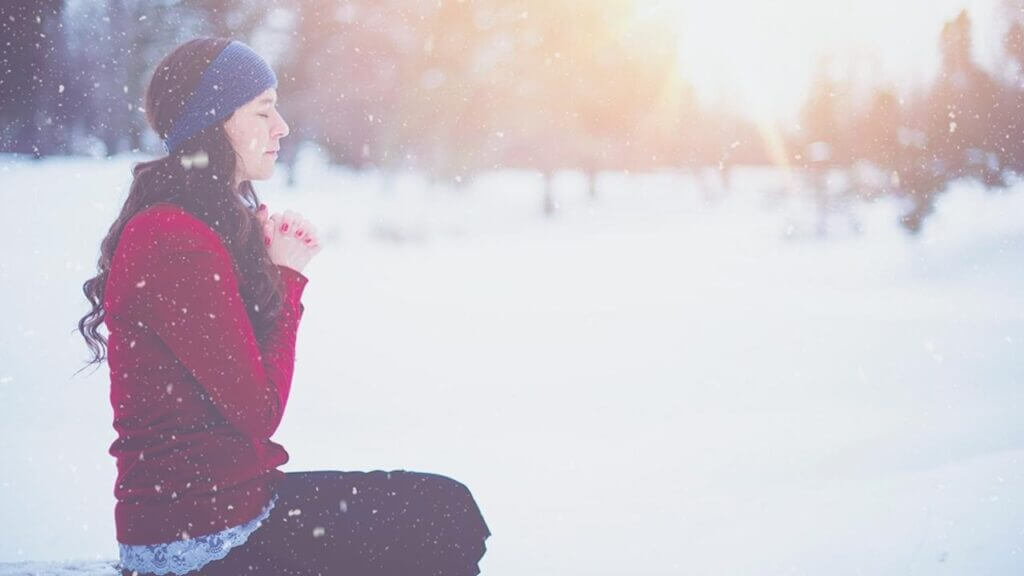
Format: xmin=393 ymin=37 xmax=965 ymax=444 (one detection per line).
xmin=629 ymin=0 xmax=999 ymax=125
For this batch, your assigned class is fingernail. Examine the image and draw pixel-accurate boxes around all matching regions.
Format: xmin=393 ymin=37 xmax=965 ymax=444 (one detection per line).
xmin=265 ymin=236 xmax=271 ymax=246
xmin=296 ymin=230 xmax=303 ymax=237
xmin=258 ymin=204 xmax=267 ymax=212
xmin=281 ymin=223 xmax=289 ymax=232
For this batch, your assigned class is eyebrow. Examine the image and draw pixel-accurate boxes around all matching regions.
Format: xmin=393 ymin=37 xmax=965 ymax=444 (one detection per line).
xmin=256 ymin=96 xmax=277 ymax=105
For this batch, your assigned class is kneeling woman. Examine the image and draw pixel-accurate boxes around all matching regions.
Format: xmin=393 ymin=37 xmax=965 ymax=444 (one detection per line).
xmin=77 ymin=37 xmax=491 ymax=576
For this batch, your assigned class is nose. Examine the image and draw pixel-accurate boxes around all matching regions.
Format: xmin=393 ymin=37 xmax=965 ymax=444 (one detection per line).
xmin=275 ymin=110 xmax=290 ymax=139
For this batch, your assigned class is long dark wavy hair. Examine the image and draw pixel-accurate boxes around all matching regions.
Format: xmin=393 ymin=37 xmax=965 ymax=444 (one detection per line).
xmin=75 ymin=37 xmax=288 ymax=376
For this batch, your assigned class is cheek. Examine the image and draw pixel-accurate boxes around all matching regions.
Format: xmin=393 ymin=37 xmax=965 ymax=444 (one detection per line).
xmin=243 ymin=133 xmax=260 ymax=153
xmin=225 ymin=125 xmax=253 ymax=158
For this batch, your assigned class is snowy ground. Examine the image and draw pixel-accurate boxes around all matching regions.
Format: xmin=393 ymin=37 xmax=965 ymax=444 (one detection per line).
xmin=1 ymin=153 xmax=1023 ymax=575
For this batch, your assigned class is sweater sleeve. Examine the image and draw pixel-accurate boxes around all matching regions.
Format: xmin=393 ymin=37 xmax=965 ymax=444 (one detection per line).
xmin=260 ymin=264 xmax=308 ymax=417
xmin=136 ymin=223 xmax=308 ymax=440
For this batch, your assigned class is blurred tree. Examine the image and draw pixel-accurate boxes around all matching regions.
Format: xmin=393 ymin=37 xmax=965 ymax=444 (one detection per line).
xmin=888 ymin=9 xmax=1010 ymax=234
xmin=276 ymin=0 xmax=355 ymax=174
xmin=926 ymin=10 xmax=1004 ymax=185
xmin=859 ymin=90 xmax=901 ymax=174
xmin=797 ymin=56 xmax=851 ymax=237
xmin=1007 ymin=20 xmax=1024 ymax=69
xmin=515 ymin=1 xmax=621 ymax=212
xmin=799 ymin=57 xmax=847 ymax=167
xmin=1001 ymin=19 xmax=1024 ymax=174
xmin=389 ymin=0 xmax=497 ymax=186
xmin=61 ymin=0 xmax=261 ymax=156
xmin=0 ymin=0 xmax=70 ymax=157
xmin=102 ymin=0 xmax=175 ymax=154
xmin=278 ymin=0 xmax=417 ymax=178
xmin=483 ymin=1 xmax=689 ymax=212
xmin=181 ymin=0 xmax=266 ymax=38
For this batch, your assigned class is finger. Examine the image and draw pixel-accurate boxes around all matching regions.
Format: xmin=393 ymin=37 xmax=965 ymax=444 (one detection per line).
xmin=279 ymin=211 xmax=296 ymax=235
xmin=263 ymin=218 xmax=275 ymax=246
xmin=286 ymin=210 xmax=303 ymax=232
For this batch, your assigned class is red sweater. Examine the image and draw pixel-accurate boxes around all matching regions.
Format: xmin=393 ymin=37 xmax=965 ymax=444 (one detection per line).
xmin=103 ymin=201 xmax=307 ymax=545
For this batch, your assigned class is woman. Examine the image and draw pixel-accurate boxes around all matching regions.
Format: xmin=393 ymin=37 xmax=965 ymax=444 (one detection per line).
xmin=77 ymin=38 xmax=491 ymax=576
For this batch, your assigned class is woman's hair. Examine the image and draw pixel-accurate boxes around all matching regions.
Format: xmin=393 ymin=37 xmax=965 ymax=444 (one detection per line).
xmin=75 ymin=37 xmax=288 ymax=376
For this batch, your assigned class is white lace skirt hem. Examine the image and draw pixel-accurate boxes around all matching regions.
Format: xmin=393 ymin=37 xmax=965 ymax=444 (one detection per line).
xmin=117 ymin=492 xmax=278 ymax=575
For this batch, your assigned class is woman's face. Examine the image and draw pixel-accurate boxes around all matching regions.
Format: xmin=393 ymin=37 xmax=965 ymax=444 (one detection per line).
xmin=223 ymin=87 xmax=290 ymax=185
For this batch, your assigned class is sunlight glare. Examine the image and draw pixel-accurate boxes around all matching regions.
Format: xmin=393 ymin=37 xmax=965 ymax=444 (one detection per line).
xmin=631 ymin=0 xmax=1004 ymax=125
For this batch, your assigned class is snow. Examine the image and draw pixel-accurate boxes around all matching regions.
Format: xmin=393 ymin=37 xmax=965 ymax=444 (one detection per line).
xmin=1 ymin=153 xmax=1023 ymax=575
xmin=0 ymin=561 xmax=119 ymax=576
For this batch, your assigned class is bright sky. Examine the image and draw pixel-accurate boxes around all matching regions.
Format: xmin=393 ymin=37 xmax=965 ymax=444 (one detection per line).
xmin=636 ymin=0 xmax=1007 ymax=124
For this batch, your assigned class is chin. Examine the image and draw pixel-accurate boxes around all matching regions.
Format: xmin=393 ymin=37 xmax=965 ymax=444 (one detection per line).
xmin=249 ymin=168 xmax=274 ymax=181
xmin=259 ymin=161 xmax=277 ymax=179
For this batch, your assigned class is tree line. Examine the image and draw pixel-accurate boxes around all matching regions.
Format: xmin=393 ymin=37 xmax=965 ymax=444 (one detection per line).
xmin=2 ymin=1 xmax=1023 ymax=232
